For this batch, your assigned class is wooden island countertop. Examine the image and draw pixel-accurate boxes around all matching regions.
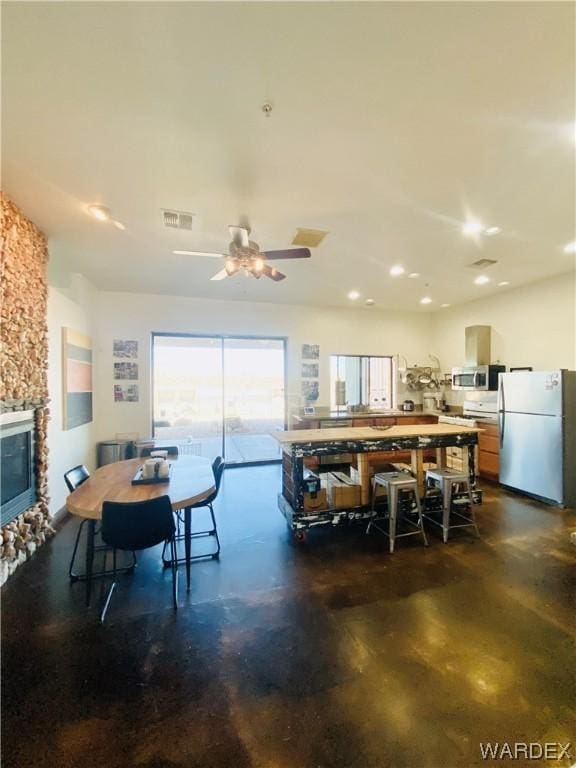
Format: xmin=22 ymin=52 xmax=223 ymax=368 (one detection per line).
xmin=273 ymin=423 xmax=482 ymax=446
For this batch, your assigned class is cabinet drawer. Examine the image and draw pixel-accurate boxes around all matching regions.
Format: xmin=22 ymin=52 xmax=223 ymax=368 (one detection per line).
xmin=482 ymin=423 xmax=499 ymax=438
xmin=479 ymin=450 xmax=499 ymax=477
xmin=352 ymin=418 xmax=375 ymax=427
xmin=372 ymin=417 xmax=397 ymax=426
xmin=479 ymin=433 xmax=500 ymax=455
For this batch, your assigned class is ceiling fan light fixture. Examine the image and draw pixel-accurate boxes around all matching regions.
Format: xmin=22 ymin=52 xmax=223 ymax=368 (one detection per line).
xmin=224 ymin=258 xmax=238 ymax=275
xmin=253 ymin=257 xmax=264 ymax=273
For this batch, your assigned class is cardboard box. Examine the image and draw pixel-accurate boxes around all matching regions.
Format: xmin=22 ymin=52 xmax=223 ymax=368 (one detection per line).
xmin=303 ymin=488 xmax=328 ymax=511
xmin=325 ymin=471 xmax=362 ymax=509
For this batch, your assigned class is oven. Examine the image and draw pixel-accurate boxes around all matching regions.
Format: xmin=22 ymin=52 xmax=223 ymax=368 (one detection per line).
xmin=451 ymin=365 xmax=505 ymax=391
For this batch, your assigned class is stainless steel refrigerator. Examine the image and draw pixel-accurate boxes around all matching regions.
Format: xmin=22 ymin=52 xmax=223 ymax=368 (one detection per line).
xmin=498 ymin=370 xmax=576 ymax=507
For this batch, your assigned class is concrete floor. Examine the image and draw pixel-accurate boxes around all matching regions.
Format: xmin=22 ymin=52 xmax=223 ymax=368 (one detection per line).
xmin=2 ymin=466 xmax=575 ymax=768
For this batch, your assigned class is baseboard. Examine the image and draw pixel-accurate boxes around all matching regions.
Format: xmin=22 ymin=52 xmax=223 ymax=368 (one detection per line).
xmin=51 ymin=506 xmax=70 ymax=528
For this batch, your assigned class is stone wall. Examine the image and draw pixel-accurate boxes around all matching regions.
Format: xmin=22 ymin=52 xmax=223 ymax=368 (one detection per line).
xmin=1 ymin=193 xmax=53 ymax=585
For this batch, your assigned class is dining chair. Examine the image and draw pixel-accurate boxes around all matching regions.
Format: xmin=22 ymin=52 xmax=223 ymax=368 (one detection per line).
xmin=65 ymin=465 xmax=94 ymax=581
xmin=99 ymin=495 xmax=178 ymax=622
xmin=64 ymin=465 xmax=136 ymax=583
xmin=162 ymin=456 xmax=224 ymax=567
xmin=140 ymin=445 xmax=179 ymax=458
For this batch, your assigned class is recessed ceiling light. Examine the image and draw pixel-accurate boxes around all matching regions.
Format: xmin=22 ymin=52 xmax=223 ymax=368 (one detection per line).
xmin=408 ymin=272 xmax=420 ymax=279
xmin=441 ymin=303 xmax=450 ymax=308
xmin=365 ymin=298 xmax=375 ymax=306
xmin=498 ymin=281 xmax=510 ymax=287
xmin=484 ymin=226 xmax=501 ymax=236
xmin=563 ymin=241 xmax=576 ymax=254
xmin=462 ymin=220 xmax=484 ymax=236
xmin=474 ymin=275 xmax=491 ymax=285
xmin=113 ymin=220 xmax=126 ymax=231
xmin=87 ymin=204 xmax=111 ymax=222
xmin=389 ymin=265 xmax=405 ymax=276
xmin=420 ymin=297 xmax=432 ymax=304
xmin=347 ymin=290 xmax=360 ymax=300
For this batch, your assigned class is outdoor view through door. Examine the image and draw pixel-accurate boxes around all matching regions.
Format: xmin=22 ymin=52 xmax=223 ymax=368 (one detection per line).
xmin=152 ymin=335 xmax=286 ymax=464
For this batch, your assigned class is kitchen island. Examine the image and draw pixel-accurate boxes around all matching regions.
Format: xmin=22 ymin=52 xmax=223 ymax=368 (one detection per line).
xmin=272 ymin=424 xmax=483 ymax=536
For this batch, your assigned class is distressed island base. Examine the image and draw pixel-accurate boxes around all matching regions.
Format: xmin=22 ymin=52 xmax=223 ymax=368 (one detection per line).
xmin=272 ymin=424 xmax=483 ymax=537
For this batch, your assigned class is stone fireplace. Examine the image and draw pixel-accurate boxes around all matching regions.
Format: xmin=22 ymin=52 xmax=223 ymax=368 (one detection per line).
xmin=0 ymin=410 xmax=37 ymax=525
xmin=1 ymin=193 xmax=53 ymax=585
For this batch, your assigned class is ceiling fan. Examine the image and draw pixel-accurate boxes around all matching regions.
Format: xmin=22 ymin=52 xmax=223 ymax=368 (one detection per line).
xmin=174 ymin=225 xmax=311 ymax=282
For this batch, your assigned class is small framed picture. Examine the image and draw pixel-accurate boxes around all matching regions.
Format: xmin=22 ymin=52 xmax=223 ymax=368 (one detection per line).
xmin=302 ymin=380 xmax=319 ymax=402
xmin=302 ymin=344 xmax=320 ymax=360
xmin=303 ymin=406 xmax=316 ymax=415
xmin=302 ymin=362 xmax=319 ymax=378
xmin=113 ymin=339 xmax=138 ymax=358
xmin=114 ymin=362 xmax=138 ymax=380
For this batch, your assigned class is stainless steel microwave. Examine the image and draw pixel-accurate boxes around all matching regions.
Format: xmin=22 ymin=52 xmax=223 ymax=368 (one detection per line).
xmin=451 ymin=365 xmax=506 ymax=391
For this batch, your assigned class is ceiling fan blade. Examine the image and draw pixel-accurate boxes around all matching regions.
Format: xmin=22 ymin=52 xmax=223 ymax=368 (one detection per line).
xmin=262 ymin=248 xmax=311 ymax=260
xmin=228 ymin=225 xmax=250 ymax=248
xmin=173 ymin=250 xmax=225 ymax=258
xmin=210 ymin=268 xmax=230 ymax=281
xmin=262 ymin=263 xmax=286 ymax=281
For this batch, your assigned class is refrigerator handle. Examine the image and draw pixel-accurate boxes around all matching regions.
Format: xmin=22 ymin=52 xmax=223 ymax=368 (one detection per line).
xmin=498 ymin=378 xmax=505 ymax=448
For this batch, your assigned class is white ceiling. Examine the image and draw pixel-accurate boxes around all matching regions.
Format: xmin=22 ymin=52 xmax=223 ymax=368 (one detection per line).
xmin=3 ymin=1 xmax=575 ymax=310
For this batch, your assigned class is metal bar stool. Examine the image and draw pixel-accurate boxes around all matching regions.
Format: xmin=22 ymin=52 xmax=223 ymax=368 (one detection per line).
xmin=366 ymin=471 xmax=428 ymax=553
xmin=161 ymin=456 xmax=224 ymax=566
xmin=423 ymin=468 xmax=480 ymax=543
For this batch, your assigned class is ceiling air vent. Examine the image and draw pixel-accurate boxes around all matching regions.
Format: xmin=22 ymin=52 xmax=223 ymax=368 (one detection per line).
xmin=469 ymin=258 xmax=498 ymax=269
xmin=162 ymin=209 xmax=194 ymax=230
xmin=292 ymin=228 xmax=329 ymax=248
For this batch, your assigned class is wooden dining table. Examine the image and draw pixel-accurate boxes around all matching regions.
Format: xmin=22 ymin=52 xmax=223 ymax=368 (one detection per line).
xmin=66 ymin=455 xmax=216 ymax=605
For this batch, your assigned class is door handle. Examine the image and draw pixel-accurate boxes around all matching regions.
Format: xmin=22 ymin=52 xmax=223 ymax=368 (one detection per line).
xmin=498 ymin=379 xmax=505 ymax=448
xmin=473 ymin=371 xmax=480 ymax=389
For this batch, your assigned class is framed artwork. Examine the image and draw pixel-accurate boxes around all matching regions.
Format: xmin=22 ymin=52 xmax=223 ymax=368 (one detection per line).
xmin=302 ymin=380 xmax=319 ymax=402
xmin=113 ymin=339 xmax=138 ymax=358
xmin=62 ymin=327 xmax=93 ymax=430
xmin=302 ymin=362 xmax=319 ymax=378
xmin=302 ymin=344 xmax=320 ymax=360
xmin=114 ymin=362 xmax=139 ymax=380
xmin=114 ymin=384 xmax=139 ymax=403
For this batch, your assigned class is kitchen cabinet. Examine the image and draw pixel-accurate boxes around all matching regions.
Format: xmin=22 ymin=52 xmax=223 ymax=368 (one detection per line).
xmin=478 ymin=423 xmax=500 ymax=481
xmin=396 ymin=415 xmax=438 ymax=425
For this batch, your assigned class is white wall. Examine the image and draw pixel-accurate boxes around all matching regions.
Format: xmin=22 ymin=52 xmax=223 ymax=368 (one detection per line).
xmin=94 ymin=292 xmax=434 ymax=442
xmin=432 ymin=271 xmax=576 ymax=404
xmin=47 ymin=274 xmax=97 ymax=517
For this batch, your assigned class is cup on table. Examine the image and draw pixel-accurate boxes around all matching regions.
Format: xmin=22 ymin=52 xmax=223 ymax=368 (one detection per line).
xmin=142 ymin=457 xmax=169 ymax=479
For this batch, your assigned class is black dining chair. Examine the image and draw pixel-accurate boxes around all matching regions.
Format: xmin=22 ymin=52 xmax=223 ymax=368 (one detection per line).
xmin=140 ymin=445 xmax=179 ymax=458
xmin=65 ymin=465 xmax=94 ymax=581
xmin=162 ymin=456 xmax=224 ymax=567
xmin=99 ymin=495 xmax=178 ymax=622
xmin=65 ymin=465 xmax=136 ymax=583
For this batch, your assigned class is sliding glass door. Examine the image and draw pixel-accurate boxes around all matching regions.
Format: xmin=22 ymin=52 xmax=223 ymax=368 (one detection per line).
xmin=223 ymin=338 xmax=285 ymax=463
xmin=152 ymin=334 xmax=285 ymax=464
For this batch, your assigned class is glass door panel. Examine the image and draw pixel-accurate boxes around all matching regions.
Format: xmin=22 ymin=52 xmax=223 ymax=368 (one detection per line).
xmin=153 ymin=336 xmax=223 ymax=461
xmin=223 ymin=338 xmax=285 ymax=464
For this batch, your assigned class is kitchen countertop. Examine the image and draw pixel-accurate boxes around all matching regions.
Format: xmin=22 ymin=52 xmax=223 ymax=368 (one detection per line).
xmin=291 ymin=409 xmax=450 ymax=422
xmin=274 ymin=423 xmax=482 ymax=445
